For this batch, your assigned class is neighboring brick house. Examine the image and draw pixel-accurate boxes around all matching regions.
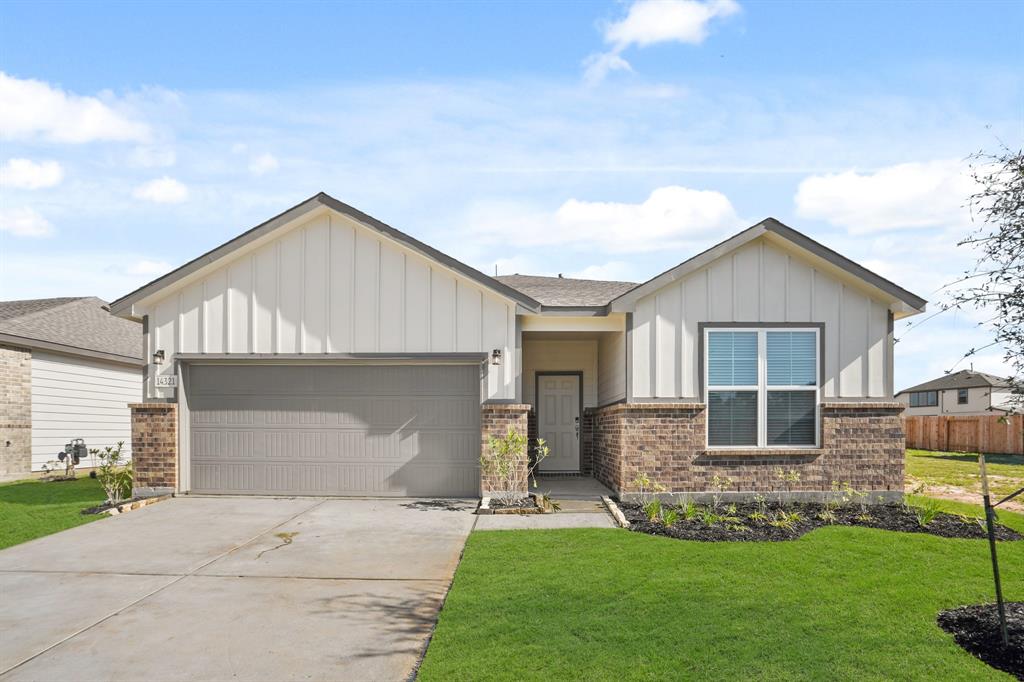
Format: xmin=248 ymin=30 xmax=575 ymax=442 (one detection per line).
xmin=110 ymin=193 xmax=926 ymax=501
xmin=897 ymin=370 xmax=1020 ymax=417
xmin=0 ymin=297 xmax=143 ymax=481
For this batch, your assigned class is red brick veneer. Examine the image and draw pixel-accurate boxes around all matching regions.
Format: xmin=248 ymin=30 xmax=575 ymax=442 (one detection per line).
xmin=587 ymin=401 xmax=905 ymax=497
xmin=480 ymin=403 xmax=532 ymax=496
xmin=129 ymin=403 xmax=177 ymax=495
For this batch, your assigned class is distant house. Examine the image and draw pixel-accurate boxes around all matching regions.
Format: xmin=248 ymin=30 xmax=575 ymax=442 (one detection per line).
xmin=896 ymin=370 xmax=1020 ymax=416
xmin=0 ymin=297 xmax=143 ymax=481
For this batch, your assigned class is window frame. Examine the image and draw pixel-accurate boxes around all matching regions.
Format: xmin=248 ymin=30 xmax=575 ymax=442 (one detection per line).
xmin=957 ymin=388 xmax=968 ymax=405
xmin=703 ymin=326 xmax=821 ymax=450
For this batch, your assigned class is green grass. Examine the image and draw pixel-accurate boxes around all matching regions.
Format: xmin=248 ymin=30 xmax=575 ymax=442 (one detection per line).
xmin=420 ymin=519 xmax=1024 ymax=681
xmin=907 ymin=448 xmax=1024 ymax=501
xmin=0 ymin=477 xmax=107 ymax=550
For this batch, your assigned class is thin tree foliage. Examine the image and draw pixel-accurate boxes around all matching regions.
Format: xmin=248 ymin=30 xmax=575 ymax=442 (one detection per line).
xmin=952 ymin=145 xmax=1023 ymax=405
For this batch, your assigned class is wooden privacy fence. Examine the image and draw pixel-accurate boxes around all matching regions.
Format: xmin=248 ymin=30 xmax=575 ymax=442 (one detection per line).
xmin=904 ymin=414 xmax=1024 ymax=455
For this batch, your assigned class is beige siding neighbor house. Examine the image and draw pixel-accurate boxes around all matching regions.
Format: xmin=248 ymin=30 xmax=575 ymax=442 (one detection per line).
xmin=0 ymin=297 xmax=143 ymax=481
xmin=897 ymin=370 xmax=1020 ymax=416
xmin=111 ymin=193 xmax=926 ymax=500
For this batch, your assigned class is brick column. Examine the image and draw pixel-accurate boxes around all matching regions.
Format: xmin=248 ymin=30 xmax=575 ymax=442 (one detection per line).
xmin=480 ymin=403 xmax=532 ymax=497
xmin=0 ymin=344 xmax=32 ymax=482
xmin=130 ymin=403 xmax=177 ymax=497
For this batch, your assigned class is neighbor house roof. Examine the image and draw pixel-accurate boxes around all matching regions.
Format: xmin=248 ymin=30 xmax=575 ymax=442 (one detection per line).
xmin=609 ymin=217 xmax=928 ymax=317
xmin=110 ymin=192 xmax=542 ymax=316
xmin=0 ymin=297 xmax=143 ymax=366
xmin=897 ymin=370 xmax=1013 ymax=395
xmin=495 ymin=274 xmax=637 ymax=308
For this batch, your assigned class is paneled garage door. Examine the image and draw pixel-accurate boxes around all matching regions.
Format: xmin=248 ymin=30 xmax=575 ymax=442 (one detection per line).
xmin=186 ymin=364 xmax=481 ymax=496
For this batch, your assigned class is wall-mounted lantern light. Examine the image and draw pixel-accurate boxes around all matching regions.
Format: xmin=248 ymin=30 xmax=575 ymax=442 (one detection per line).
xmin=152 ymin=349 xmax=165 ymax=365
xmin=490 ymin=349 xmax=503 ymax=366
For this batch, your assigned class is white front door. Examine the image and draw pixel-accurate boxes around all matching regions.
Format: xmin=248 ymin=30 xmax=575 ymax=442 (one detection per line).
xmin=537 ymin=374 xmax=580 ymax=472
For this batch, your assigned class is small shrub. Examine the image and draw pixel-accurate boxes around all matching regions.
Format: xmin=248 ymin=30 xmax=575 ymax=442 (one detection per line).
xmin=913 ymin=497 xmax=942 ymax=527
xmin=481 ymin=427 xmax=550 ymax=506
xmin=769 ymin=510 xmax=802 ymax=531
xmin=856 ymin=512 xmax=874 ymax=523
xmin=774 ymin=468 xmax=802 ymax=508
xmin=678 ymin=499 xmax=700 ymax=520
xmin=90 ymin=442 xmax=132 ymax=506
xmin=698 ymin=506 xmax=721 ymax=527
xmin=710 ymin=475 xmax=734 ymax=511
xmin=727 ymin=523 xmax=749 ymax=533
xmin=643 ymin=498 xmax=663 ymax=523
xmin=748 ymin=511 xmax=769 ymax=523
xmin=662 ymin=507 xmax=680 ymax=527
xmin=631 ymin=472 xmax=667 ymax=507
xmin=817 ymin=509 xmax=837 ymax=525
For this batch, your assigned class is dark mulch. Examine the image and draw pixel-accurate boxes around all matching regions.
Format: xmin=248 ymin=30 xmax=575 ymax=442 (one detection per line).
xmin=617 ymin=501 xmax=1024 ymax=543
xmin=938 ymin=603 xmax=1024 ymax=680
xmin=486 ymin=497 xmax=542 ymax=514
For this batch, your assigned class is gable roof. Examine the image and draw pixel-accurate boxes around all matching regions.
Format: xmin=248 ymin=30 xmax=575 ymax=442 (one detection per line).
xmin=0 ymin=297 xmax=143 ymax=365
xmin=495 ymin=274 xmax=636 ymax=307
xmin=110 ymin=192 xmax=541 ymax=316
xmin=609 ymin=218 xmax=927 ymax=316
xmin=897 ymin=370 xmax=1013 ymax=395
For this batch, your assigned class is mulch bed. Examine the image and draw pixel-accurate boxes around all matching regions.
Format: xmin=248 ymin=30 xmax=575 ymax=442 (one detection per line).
xmin=484 ymin=497 xmax=545 ymax=515
xmin=616 ymin=501 xmax=1024 ymax=543
xmin=938 ymin=603 xmax=1024 ymax=680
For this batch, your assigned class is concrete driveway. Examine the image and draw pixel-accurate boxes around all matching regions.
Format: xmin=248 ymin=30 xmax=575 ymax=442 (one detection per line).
xmin=0 ymin=496 xmax=476 ymax=681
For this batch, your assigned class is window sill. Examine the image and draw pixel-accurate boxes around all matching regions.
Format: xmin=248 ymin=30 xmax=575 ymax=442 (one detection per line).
xmin=702 ymin=447 xmax=825 ymax=457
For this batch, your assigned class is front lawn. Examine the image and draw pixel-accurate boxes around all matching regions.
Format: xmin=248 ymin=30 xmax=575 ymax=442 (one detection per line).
xmin=907 ymin=448 xmax=1024 ymax=504
xmin=0 ymin=477 xmax=106 ymax=550
xmin=420 ymin=509 xmax=1024 ymax=680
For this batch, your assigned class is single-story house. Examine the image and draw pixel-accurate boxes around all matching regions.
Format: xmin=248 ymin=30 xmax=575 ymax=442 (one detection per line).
xmin=0 ymin=297 xmax=143 ymax=481
xmin=897 ymin=370 xmax=1020 ymax=416
xmin=110 ymin=192 xmax=926 ymax=500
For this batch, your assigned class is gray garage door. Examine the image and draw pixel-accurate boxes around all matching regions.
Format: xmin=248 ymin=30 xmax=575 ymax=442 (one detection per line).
xmin=186 ymin=364 xmax=481 ymax=496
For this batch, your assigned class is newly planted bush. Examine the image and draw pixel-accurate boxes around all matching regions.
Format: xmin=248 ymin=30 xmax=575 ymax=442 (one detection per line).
xmin=89 ymin=442 xmax=132 ymax=506
xmin=914 ymin=497 xmax=942 ymax=527
xmin=481 ymin=427 xmax=550 ymax=505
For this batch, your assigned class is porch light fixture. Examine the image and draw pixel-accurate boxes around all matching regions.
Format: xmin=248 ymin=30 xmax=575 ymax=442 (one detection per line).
xmin=152 ymin=349 xmax=165 ymax=365
xmin=490 ymin=349 xmax=503 ymax=366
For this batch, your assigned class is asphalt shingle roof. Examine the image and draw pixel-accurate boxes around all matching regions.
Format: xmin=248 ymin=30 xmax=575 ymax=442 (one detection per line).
xmin=494 ymin=274 xmax=637 ymax=307
xmin=0 ymin=297 xmax=142 ymax=361
xmin=897 ymin=369 xmax=1012 ymax=395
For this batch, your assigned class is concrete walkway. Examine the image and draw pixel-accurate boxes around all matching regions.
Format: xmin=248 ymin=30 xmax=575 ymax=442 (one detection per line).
xmin=0 ymin=496 xmax=476 ymax=681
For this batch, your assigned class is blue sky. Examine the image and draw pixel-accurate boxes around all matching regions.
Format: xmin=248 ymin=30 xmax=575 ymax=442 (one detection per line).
xmin=1 ymin=0 xmax=1022 ymax=391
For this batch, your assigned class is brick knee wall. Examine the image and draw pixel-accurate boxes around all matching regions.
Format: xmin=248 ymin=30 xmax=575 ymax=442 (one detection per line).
xmin=589 ymin=402 xmax=905 ymax=497
xmin=481 ymin=403 xmax=532 ymax=496
xmin=130 ymin=403 xmax=177 ymax=495
xmin=0 ymin=344 xmax=32 ymax=480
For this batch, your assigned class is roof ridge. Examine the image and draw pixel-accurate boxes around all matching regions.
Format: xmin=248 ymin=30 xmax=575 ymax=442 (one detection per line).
xmin=0 ymin=296 xmax=91 ymax=326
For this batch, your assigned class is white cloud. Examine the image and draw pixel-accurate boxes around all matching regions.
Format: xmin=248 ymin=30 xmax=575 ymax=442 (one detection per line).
xmin=569 ymin=261 xmax=640 ymax=282
xmin=133 ymin=176 xmax=188 ymax=203
xmin=582 ymin=52 xmax=634 ymax=86
xmin=584 ymin=0 xmax=740 ymax=83
xmin=794 ymin=159 xmax=975 ymax=233
xmin=0 ymin=206 xmax=54 ymax=237
xmin=0 ymin=251 xmax=175 ymax=300
xmin=0 ymin=72 xmax=150 ymax=143
xmin=248 ymin=153 xmax=279 ymax=175
xmin=127 ymin=259 xmax=173 ymax=276
xmin=469 ymin=185 xmax=743 ymax=252
xmin=606 ymin=0 xmax=741 ymax=49
xmin=0 ymin=158 xmax=63 ymax=189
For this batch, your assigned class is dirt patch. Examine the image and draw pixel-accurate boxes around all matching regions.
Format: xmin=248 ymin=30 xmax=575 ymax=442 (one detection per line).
xmin=938 ymin=602 xmax=1024 ymax=680
xmin=617 ymin=501 xmax=1023 ymax=543
xmin=905 ymin=478 xmax=1024 ymax=513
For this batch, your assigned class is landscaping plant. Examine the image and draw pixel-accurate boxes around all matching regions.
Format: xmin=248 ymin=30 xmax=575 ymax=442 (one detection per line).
xmin=481 ymin=427 xmax=550 ymax=505
xmin=90 ymin=442 xmax=133 ymax=506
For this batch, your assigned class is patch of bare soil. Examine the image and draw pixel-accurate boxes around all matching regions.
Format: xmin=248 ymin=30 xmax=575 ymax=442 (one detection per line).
xmin=905 ymin=478 xmax=1024 ymax=513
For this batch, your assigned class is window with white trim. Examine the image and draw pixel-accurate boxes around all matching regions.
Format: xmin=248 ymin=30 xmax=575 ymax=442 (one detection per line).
xmin=705 ymin=328 xmax=820 ymax=448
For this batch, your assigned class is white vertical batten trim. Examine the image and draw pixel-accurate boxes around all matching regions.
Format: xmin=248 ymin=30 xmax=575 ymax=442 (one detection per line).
xmin=248 ymin=254 xmax=256 ymax=353
xmin=273 ymin=240 xmax=281 ymax=354
xmin=224 ymin=260 xmax=232 ymax=353
xmin=758 ymin=240 xmax=765 ymax=322
xmin=375 ymin=238 xmax=381 ymax=352
xmin=677 ymin=279 xmax=685 ymax=398
xmin=349 ymin=223 xmax=355 ymax=352
xmin=201 ymin=279 xmax=208 ymax=354
xmin=325 ymin=213 xmax=332 ymax=353
xmin=299 ymin=225 xmax=307 ymax=354
xmin=401 ymin=252 xmax=407 ymax=352
xmin=426 ymin=266 xmax=432 ymax=352
xmin=784 ymin=253 xmax=790 ymax=323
